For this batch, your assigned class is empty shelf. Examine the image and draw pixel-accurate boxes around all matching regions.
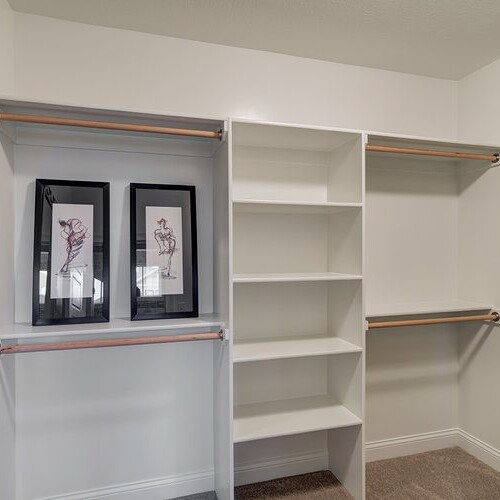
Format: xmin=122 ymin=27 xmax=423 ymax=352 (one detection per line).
xmin=233 ymin=335 xmax=362 ymax=363
xmin=366 ymin=300 xmax=492 ymax=318
xmin=234 ymin=395 xmax=362 ymax=443
xmin=233 ymin=272 xmax=362 ymax=283
xmin=233 ymin=199 xmax=362 ymax=214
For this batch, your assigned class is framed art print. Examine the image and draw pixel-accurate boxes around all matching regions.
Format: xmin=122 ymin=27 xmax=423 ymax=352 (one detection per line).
xmin=32 ymin=179 xmax=110 ymax=326
xmin=130 ymin=183 xmax=198 ymax=320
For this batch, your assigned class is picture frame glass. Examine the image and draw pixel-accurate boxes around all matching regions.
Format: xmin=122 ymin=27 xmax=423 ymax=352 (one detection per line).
xmin=33 ymin=179 xmax=110 ymax=326
xmin=131 ymin=184 xmax=198 ymax=320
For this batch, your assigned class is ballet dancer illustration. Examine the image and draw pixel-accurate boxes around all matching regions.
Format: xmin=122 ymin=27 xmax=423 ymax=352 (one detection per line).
xmin=58 ymin=218 xmax=90 ymax=274
xmin=154 ymin=218 xmax=177 ymax=278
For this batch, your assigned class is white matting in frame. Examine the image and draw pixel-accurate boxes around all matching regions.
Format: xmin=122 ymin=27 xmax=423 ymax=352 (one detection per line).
xmin=145 ymin=205 xmax=184 ymax=295
xmin=50 ymin=203 xmax=94 ymax=299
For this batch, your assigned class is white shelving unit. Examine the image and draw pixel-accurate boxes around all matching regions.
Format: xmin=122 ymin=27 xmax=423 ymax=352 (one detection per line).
xmin=0 ymin=98 xmax=233 ymax=500
xmin=230 ymin=120 xmax=365 ymax=499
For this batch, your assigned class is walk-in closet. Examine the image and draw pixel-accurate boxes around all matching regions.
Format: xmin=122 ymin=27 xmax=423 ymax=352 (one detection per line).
xmin=2 ymin=2 xmax=500 ymax=499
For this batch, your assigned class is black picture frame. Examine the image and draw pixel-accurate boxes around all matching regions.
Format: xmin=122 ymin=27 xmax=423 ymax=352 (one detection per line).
xmin=32 ymin=179 xmax=110 ymax=326
xmin=130 ymin=183 xmax=198 ymax=320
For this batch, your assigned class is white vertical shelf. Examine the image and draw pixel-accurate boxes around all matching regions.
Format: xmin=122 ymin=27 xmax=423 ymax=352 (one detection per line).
xmin=230 ymin=120 xmax=365 ymax=499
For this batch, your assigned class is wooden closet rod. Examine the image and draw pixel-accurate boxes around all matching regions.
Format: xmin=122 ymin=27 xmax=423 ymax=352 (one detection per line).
xmin=366 ymin=144 xmax=499 ymax=163
xmin=368 ymin=312 xmax=500 ymax=330
xmin=0 ymin=112 xmax=223 ymax=140
xmin=0 ymin=330 xmax=224 ymax=355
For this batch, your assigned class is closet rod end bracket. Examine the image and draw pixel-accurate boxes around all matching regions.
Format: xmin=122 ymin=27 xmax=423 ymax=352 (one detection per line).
xmin=492 ymin=153 xmax=499 ymax=165
xmin=492 ymin=311 xmax=500 ymax=322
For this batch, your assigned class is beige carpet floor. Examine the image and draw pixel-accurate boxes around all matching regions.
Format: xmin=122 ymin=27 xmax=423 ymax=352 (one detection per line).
xmin=234 ymin=447 xmax=500 ymax=499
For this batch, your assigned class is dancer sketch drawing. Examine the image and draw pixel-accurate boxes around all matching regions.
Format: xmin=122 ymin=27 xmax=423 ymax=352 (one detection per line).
xmin=154 ymin=218 xmax=177 ymax=278
xmin=58 ymin=218 xmax=90 ymax=274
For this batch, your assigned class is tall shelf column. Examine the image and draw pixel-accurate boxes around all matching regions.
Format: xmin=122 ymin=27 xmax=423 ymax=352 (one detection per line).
xmin=229 ymin=121 xmax=365 ymax=499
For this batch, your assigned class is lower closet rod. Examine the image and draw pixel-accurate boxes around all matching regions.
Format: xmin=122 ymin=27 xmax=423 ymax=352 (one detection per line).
xmin=368 ymin=312 xmax=500 ymax=330
xmin=0 ymin=330 xmax=224 ymax=355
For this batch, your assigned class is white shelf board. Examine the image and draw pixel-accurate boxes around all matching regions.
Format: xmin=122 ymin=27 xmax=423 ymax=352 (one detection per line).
xmin=233 ymin=199 xmax=362 ymax=215
xmin=0 ymin=314 xmax=224 ymax=342
xmin=233 ymin=272 xmax=362 ymax=284
xmin=366 ymin=300 xmax=492 ymax=318
xmin=233 ymin=335 xmax=362 ymax=363
xmin=233 ymin=395 xmax=362 ymax=443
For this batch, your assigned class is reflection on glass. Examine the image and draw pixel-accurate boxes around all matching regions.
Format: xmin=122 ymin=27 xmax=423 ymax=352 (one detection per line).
xmin=136 ymin=266 xmax=161 ymax=297
xmin=93 ymin=278 xmax=103 ymax=304
xmin=39 ymin=270 xmax=48 ymax=304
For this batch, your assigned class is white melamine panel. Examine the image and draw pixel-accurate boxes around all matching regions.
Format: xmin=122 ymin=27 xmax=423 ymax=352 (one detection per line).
xmin=233 ymin=135 xmax=362 ymax=203
xmin=233 ymin=281 xmax=363 ymax=346
xmin=234 ymin=395 xmax=361 ymax=443
xmin=234 ymin=281 xmax=327 ymax=341
xmin=234 ymin=357 xmax=327 ymax=406
xmin=233 ymin=272 xmax=361 ymax=283
xmin=213 ymin=140 xmax=233 ymax=500
xmin=328 ymin=425 xmax=364 ymax=500
xmin=233 ymin=212 xmax=328 ymax=274
xmin=0 ymin=128 xmax=15 ymax=500
xmin=234 ymin=431 xmax=328 ymax=486
xmin=233 ymin=209 xmax=361 ymax=276
xmin=232 ymin=145 xmax=331 ymax=203
xmin=13 ymin=128 xmax=215 ymax=323
xmin=366 ymin=154 xmax=459 ymax=307
xmin=233 ymin=336 xmax=361 ymax=363
xmin=233 ymin=199 xmax=362 ymax=214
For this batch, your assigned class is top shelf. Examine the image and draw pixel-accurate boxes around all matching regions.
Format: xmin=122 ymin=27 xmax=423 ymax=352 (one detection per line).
xmin=0 ymin=315 xmax=224 ymax=343
xmin=366 ymin=300 xmax=492 ymax=318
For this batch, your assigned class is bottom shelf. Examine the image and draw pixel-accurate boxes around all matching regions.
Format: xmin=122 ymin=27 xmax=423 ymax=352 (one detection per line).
xmin=233 ymin=395 xmax=362 ymax=443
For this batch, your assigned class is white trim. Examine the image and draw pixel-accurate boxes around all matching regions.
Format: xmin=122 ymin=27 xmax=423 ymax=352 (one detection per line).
xmin=365 ymin=429 xmax=459 ymax=462
xmin=234 ymin=451 xmax=328 ymax=487
xmin=37 ymin=469 xmax=214 ymax=500
xmin=457 ymin=429 xmax=500 ymax=472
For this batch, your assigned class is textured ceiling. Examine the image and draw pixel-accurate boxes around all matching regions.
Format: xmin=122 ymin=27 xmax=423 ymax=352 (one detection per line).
xmin=8 ymin=0 xmax=500 ymax=80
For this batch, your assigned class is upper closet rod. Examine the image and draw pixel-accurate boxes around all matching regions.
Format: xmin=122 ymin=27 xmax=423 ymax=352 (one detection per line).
xmin=0 ymin=330 xmax=224 ymax=355
xmin=368 ymin=312 xmax=500 ymax=330
xmin=0 ymin=112 xmax=223 ymax=140
xmin=366 ymin=144 xmax=499 ymax=163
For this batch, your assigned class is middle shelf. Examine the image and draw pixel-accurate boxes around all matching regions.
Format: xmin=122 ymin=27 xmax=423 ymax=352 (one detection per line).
xmin=234 ymin=395 xmax=362 ymax=443
xmin=234 ymin=335 xmax=362 ymax=363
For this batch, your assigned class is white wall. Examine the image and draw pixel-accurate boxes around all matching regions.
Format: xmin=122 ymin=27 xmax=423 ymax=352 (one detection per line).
xmin=457 ymin=63 xmax=500 ymax=464
xmin=13 ymin=13 xmax=458 ymax=139
xmin=0 ymin=0 xmax=15 ymax=95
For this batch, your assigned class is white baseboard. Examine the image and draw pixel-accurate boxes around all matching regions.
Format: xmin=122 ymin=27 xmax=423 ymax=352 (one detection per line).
xmin=366 ymin=429 xmax=459 ymax=462
xmin=36 ymin=429 xmax=500 ymax=499
xmin=457 ymin=429 xmax=500 ymax=472
xmin=39 ymin=469 xmax=214 ymax=500
xmin=235 ymin=451 xmax=328 ymax=486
